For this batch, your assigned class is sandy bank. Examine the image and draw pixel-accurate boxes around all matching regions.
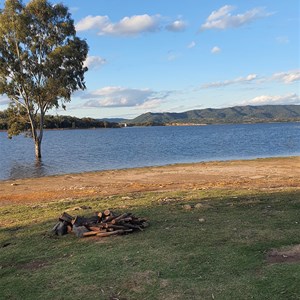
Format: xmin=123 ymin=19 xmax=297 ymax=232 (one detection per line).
xmin=0 ymin=156 xmax=299 ymax=205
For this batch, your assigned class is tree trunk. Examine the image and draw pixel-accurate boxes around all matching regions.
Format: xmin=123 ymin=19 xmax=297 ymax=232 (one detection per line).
xmin=32 ymin=110 xmax=45 ymax=160
xmin=26 ymin=108 xmax=43 ymax=160
xmin=35 ymin=139 xmax=42 ymax=160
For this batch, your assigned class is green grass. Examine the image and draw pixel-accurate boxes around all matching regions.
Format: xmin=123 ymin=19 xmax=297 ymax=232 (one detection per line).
xmin=1 ymin=189 xmax=300 ymax=299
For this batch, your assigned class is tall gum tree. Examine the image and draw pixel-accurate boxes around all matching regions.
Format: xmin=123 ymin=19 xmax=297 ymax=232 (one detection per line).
xmin=0 ymin=0 xmax=88 ymax=159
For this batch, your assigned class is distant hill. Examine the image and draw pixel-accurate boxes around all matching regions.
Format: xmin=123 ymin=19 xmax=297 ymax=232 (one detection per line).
xmin=129 ymin=105 xmax=300 ymax=125
xmin=97 ymin=118 xmax=128 ymax=123
xmin=1 ymin=105 xmax=299 ymax=130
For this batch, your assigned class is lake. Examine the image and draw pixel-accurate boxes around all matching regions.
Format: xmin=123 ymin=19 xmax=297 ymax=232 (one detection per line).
xmin=0 ymin=122 xmax=299 ymax=180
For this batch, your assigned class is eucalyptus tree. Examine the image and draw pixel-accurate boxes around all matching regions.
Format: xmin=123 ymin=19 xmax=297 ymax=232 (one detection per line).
xmin=0 ymin=0 xmax=88 ymax=159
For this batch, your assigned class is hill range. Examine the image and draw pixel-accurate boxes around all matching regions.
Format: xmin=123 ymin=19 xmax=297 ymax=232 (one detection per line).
xmin=126 ymin=105 xmax=300 ymax=125
xmin=1 ymin=105 xmax=299 ymax=129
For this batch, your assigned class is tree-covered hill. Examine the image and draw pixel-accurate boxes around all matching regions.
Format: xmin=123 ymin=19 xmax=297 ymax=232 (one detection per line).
xmin=129 ymin=105 xmax=300 ymax=125
xmin=1 ymin=105 xmax=299 ymax=130
xmin=0 ymin=111 xmax=120 ymax=131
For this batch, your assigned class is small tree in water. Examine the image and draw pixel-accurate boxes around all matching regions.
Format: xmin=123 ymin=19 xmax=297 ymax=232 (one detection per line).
xmin=0 ymin=0 xmax=88 ymax=159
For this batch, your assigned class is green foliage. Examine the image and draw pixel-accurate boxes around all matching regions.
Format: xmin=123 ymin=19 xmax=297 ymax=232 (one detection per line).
xmin=0 ymin=110 xmax=8 ymax=130
xmin=0 ymin=110 xmax=121 ymax=130
xmin=0 ymin=0 xmax=88 ymax=157
xmin=6 ymin=103 xmax=30 ymax=138
xmin=1 ymin=189 xmax=300 ymax=299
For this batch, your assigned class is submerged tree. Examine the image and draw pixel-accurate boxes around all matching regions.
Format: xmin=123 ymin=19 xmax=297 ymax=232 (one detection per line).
xmin=0 ymin=0 xmax=88 ymax=159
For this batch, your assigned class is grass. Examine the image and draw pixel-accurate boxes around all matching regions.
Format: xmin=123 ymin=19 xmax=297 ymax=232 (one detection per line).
xmin=0 ymin=189 xmax=300 ymax=299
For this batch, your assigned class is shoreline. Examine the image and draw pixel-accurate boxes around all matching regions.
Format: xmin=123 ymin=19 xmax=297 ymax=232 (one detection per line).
xmin=1 ymin=154 xmax=299 ymax=182
xmin=0 ymin=156 xmax=299 ymax=206
xmin=1 ymin=120 xmax=299 ymax=133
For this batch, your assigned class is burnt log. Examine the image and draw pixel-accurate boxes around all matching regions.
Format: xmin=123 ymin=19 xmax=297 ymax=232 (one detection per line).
xmin=52 ymin=221 xmax=68 ymax=236
xmin=106 ymin=224 xmax=128 ymax=230
xmin=96 ymin=229 xmax=133 ymax=237
xmin=111 ymin=213 xmax=132 ymax=224
xmin=121 ymin=223 xmax=143 ymax=231
xmin=73 ymin=225 xmax=89 ymax=237
xmin=141 ymin=222 xmax=150 ymax=228
xmin=72 ymin=216 xmax=88 ymax=227
xmin=102 ymin=215 xmax=118 ymax=223
xmin=113 ymin=217 xmax=133 ymax=224
xmin=59 ymin=212 xmax=74 ymax=224
xmin=86 ymin=215 xmax=100 ymax=224
xmin=96 ymin=212 xmax=103 ymax=222
xmin=103 ymin=209 xmax=112 ymax=216
xmin=82 ymin=231 xmax=99 ymax=237
xmin=53 ymin=209 xmax=148 ymax=238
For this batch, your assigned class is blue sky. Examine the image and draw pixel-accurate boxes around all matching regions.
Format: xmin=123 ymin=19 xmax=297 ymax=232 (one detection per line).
xmin=1 ymin=0 xmax=299 ymax=119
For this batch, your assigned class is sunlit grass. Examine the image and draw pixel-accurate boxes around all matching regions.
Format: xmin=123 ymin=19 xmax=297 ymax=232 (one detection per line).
xmin=1 ymin=189 xmax=300 ymax=299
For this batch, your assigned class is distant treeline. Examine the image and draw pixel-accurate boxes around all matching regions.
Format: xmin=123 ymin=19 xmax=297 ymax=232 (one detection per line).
xmin=0 ymin=110 xmax=121 ymax=130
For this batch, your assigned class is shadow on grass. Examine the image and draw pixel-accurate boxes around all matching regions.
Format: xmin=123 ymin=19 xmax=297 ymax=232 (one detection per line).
xmin=0 ymin=189 xmax=300 ymax=299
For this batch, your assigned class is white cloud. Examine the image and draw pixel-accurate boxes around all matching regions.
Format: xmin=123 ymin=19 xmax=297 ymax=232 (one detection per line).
xmin=83 ymin=86 xmax=170 ymax=108
xmin=76 ymin=15 xmax=110 ymax=32
xmin=201 ymin=5 xmax=273 ymax=31
xmin=242 ymin=93 xmax=300 ymax=105
xmin=211 ymin=46 xmax=221 ymax=54
xmin=104 ymin=14 xmax=161 ymax=36
xmin=271 ymin=70 xmax=300 ymax=84
xmin=76 ymin=14 xmax=161 ymax=36
xmin=76 ymin=14 xmax=189 ymax=36
xmin=202 ymin=74 xmax=257 ymax=88
xmin=166 ymin=20 xmax=187 ymax=32
xmin=202 ymin=69 xmax=300 ymax=89
xmin=84 ymin=56 xmax=107 ymax=70
xmin=207 ymin=5 xmax=234 ymax=22
xmin=187 ymin=41 xmax=196 ymax=49
xmin=135 ymin=99 xmax=163 ymax=110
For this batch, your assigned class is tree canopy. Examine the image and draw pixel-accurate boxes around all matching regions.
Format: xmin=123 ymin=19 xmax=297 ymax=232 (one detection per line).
xmin=0 ymin=0 xmax=88 ymax=158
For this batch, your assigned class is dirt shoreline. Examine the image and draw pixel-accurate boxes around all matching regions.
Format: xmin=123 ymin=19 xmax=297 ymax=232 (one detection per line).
xmin=0 ymin=156 xmax=299 ymax=206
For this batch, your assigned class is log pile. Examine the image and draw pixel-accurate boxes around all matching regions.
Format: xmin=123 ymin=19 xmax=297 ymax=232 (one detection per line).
xmin=52 ymin=210 xmax=149 ymax=238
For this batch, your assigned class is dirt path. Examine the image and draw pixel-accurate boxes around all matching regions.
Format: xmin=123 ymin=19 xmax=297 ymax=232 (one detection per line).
xmin=0 ymin=156 xmax=299 ymax=205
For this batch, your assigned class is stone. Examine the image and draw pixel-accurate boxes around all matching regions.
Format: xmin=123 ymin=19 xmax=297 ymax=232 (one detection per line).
xmin=183 ymin=204 xmax=193 ymax=210
xmin=194 ymin=203 xmax=203 ymax=209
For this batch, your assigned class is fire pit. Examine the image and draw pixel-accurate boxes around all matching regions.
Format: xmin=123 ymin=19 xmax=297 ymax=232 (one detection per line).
xmin=52 ymin=210 xmax=149 ymax=238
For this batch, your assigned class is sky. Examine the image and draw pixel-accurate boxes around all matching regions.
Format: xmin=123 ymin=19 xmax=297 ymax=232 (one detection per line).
xmin=0 ymin=0 xmax=299 ymax=119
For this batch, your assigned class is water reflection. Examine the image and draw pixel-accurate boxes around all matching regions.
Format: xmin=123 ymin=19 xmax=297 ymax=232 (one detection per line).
xmin=9 ymin=160 xmax=48 ymax=180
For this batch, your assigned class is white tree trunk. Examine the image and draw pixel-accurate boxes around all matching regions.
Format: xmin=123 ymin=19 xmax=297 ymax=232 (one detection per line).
xmin=35 ymin=139 xmax=42 ymax=159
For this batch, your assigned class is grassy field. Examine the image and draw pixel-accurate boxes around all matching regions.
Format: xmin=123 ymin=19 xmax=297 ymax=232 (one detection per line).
xmin=1 ymin=189 xmax=300 ymax=299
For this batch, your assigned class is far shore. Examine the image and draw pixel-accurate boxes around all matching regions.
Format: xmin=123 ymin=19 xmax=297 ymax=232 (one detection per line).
xmin=0 ymin=156 xmax=299 ymax=206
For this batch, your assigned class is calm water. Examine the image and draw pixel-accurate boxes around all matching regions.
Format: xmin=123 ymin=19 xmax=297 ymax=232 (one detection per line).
xmin=0 ymin=122 xmax=299 ymax=180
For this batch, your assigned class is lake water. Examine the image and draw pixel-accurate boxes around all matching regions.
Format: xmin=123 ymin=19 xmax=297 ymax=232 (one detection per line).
xmin=0 ymin=122 xmax=299 ymax=180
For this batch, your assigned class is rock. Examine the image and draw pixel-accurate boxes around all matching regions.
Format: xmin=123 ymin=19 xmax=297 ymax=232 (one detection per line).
xmin=66 ymin=206 xmax=81 ymax=211
xmin=194 ymin=203 xmax=203 ymax=209
xmin=183 ymin=204 xmax=193 ymax=210
xmin=198 ymin=218 xmax=205 ymax=223
xmin=67 ymin=205 xmax=92 ymax=211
